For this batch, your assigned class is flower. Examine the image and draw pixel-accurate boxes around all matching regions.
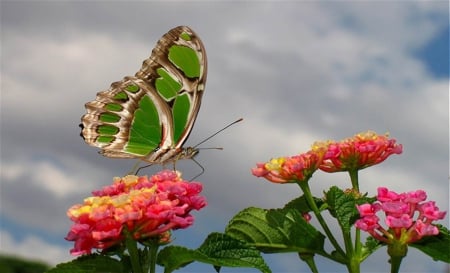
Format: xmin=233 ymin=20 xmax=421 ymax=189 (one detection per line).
xmin=251 ymin=150 xmax=325 ymax=183
xmin=319 ymin=131 xmax=403 ymax=173
xmin=65 ymin=170 xmax=207 ymax=256
xmin=355 ymin=187 xmax=446 ymax=245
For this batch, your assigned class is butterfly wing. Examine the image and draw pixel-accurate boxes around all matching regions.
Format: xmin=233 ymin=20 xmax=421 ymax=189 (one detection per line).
xmin=81 ymin=26 xmax=207 ymax=163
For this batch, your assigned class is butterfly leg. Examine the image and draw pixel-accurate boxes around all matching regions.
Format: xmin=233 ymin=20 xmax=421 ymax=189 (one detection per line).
xmin=189 ymin=157 xmax=205 ymax=181
xmin=133 ymin=162 xmax=155 ymax=175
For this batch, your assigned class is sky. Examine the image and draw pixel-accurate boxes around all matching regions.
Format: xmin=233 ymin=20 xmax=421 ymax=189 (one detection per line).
xmin=1 ymin=1 xmax=449 ymax=273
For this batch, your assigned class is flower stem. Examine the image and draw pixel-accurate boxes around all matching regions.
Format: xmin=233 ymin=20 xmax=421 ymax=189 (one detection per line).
xmin=387 ymin=242 xmax=407 ymax=273
xmin=298 ymin=182 xmax=346 ymax=258
xmin=148 ymin=241 xmax=159 ymax=273
xmin=354 ymin=228 xmax=362 ymax=261
xmin=346 ymin=256 xmax=361 ymax=273
xmin=348 ymin=170 xmax=359 ymax=192
xmin=124 ymin=231 xmax=143 ymax=273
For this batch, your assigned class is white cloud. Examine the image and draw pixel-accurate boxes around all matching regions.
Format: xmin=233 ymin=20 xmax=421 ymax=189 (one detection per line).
xmin=0 ymin=229 xmax=71 ymax=266
xmin=1 ymin=159 xmax=92 ymax=197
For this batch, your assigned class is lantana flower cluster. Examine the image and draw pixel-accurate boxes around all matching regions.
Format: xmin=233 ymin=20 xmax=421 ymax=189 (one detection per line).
xmin=318 ymin=131 xmax=403 ymax=173
xmin=65 ymin=170 xmax=207 ymax=256
xmin=252 ymin=131 xmax=402 ymax=183
xmin=355 ymin=187 xmax=446 ymax=244
xmin=251 ymin=150 xmax=325 ymax=183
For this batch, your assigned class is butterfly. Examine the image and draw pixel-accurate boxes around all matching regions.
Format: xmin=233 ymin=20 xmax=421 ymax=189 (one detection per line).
xmin=80 ymin=26 xmax=207 ymax=164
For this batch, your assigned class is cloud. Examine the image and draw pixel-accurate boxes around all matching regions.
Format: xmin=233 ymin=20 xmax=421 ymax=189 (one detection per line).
xmin=0 ymin=229 xmax=71 ymax=265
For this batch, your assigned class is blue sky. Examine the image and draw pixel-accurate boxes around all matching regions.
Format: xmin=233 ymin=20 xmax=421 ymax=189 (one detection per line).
xmin=1 ymin=1 xmax=449 ymax=272
xmin=415 ymin=25 xmax=449 ymax=78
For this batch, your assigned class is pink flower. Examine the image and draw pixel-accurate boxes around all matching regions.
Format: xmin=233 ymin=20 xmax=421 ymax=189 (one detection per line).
xmin=381 ymin=201 xmax=409 ymax=217
xmin=251 ymin=150 xmax=325 ymax=183
xmin=418 ymin=201 xmax=447 ymax=221
xmin=355 ymin=215 xmax=380 ymax=231
xmin=65 ymin=170 xmax=207 ymax=256
xmin=402 ymin=190 xmax=427 ymax=204
xmin=414 ymin=220 xmax=439 ymax=237
xmin=377 ymin=187 xmax=401 ymax=202
xmin=319 ymin=131 xmax=402 ymax=173
xmin=386 ymin=215 xmax=413 ymax=229
xmin=356 ymin=203 xmax=380 ymax=217
xmin=355 ymin=187 xmax=445 ymax=245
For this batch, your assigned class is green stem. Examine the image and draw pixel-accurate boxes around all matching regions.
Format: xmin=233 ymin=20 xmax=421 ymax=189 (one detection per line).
xmin=148 ymin=241 xmax=159 ymax=273
xmin=345 ymin=231 xmax=361 ymax=273
xmin=389 ymin=255 xmax=404 ymax=273
xmin=348 ymin=170 xmax=359 ymax=192
xmin=298 ymin=182 xmax=346 ymax=258
xmin=125 ymin=232 xmax=143 ymax=273
xmin=354 ymin=228 xmax=362 ymax=262
xmin=348 ymin=170 xmax=363 ymax=273
xmin=343 ymin=230 xmax=353 ymax=257
xmin=347 ymin=256 xmax=361 ymax=273
xmin=388 ymin=242 xmax=407 ymax=273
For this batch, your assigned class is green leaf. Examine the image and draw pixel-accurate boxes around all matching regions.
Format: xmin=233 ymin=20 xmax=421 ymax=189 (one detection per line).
xmin=410 ymin=225 xmax=450 ymax=263
xmin=361 ymin=236 xmax=385 ymax=260
xmin=225 ymin=207 xmax=325 ymax=254
xmin=325 ymin=186 xmax=375 ymax=232
xmin=45 ymin=254 xmax=125 ymax=273
xmin=157 ymin=233 xmax=271 ymax=273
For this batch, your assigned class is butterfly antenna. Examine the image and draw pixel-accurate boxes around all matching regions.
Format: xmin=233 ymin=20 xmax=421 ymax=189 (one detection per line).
xmin=193 ymin=118 xmax=243 ymax=148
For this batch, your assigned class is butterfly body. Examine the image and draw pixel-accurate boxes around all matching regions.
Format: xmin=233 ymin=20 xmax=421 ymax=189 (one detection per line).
xmin=81 ymin=26 xmax=207 ymax=164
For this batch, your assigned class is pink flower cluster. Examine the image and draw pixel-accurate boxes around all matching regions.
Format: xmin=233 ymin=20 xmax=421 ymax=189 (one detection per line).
xmin=319 ymin=131 xmax=403 ymax=173
xmin=251 ymin=150 xmax=324 ymax=183
xmin=355 ymin=187 xmax=446 ymax=244
xmin=65 ymin=170 xmax=207 ymax=256
xmin=251 ymin=131 xmax=402 ymax=183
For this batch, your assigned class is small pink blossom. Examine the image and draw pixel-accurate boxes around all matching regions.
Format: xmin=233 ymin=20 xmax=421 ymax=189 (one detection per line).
xmin=402 ymin=190 xmax=427 ymax=204
xmin=377 ymin=187 xmax=401 ymax=202
xmin=386 ymin=215 xmax=413 ymax=229
xmin=414 ymin=220 xmax=439 ymax=237
xmin=381 ymin=202 xmax=409 ymax=217
xmin=355 ymin=215 xmax=380 ymax=231
xmin=418 ymin=201 xmax=447 ymax=221
xmin=356 ymin=204 xmax=380 ymax=217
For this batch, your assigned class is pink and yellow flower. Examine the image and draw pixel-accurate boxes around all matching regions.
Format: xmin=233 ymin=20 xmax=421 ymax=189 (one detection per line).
xmin=252 ymin=131 xmax=402 ymax=183
xmin=319 ymin=131 xmax=403 ymax=173
xmin=251 ymin=150 xmax=325 ymax=183
xmin=65 ymin=170 xmax=207 ymax=256
xmin=355 ymin=187 xmax=446 ymax=245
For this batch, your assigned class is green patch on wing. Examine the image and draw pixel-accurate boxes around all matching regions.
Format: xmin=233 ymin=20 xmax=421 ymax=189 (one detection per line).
xmin=105 ymin=103 xmax=123 ymax=111
xmin=98 ymin=125 xmax=119 ymax=135
xmin=172 ymin=93 xmax=190 ymax=143
xmin=180 ymin=32 xmax=192 ymax=41
xmin=113 ymin=91 xmax=129 ymax=101
xmin=126 ymin=84 xmax=140 ymax=93
xmin=168 ymin=45 xmax=200 ymax=78
xmin=97 ymin=136 xmax=115 ymax=143
xmin=99 ymin=112 xmax=121 ymax=123
xmin=156 ymin=68 xmax=182 ymax=100
xmin=126 ymin=95 xmax=162 ymax=155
